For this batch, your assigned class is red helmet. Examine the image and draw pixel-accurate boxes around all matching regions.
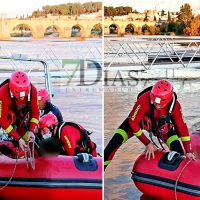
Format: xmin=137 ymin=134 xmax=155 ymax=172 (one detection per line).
xmin=38 ymin=89 xmax=50 ymax=101
xmin=38 ymin=113 xmax=58 ymax=129
xmin=150 ymin=79 xmax=173 ymax=105
xmin=9 ymin=70 xmax=30 ymax=98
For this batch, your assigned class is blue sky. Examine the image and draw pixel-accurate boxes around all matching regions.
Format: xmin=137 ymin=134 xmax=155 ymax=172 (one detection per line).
xmin=104 ymin=0 xmax=200 ymax=13
xmin=0 ymin=0 xmax=93 ymax=18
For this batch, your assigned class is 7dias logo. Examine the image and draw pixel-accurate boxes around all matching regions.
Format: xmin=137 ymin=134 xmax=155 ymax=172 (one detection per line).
xmin=62 ymin=59 xmax=139 ymax=86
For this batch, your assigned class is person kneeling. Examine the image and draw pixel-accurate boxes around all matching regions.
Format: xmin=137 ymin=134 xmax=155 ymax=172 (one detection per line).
xmin=38 ymin=113 xmax=97 ymax=157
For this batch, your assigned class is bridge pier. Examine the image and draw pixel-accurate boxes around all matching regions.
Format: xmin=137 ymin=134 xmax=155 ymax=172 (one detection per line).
xmin=0 ymin=19 xmax=11 ymax=40
xmin=63 ymin=27 xmax=71 ymax=38
xmin=104 ymin=26 xmax=110 ymax=35
xmin=34 ymin=26 xmax=45 ymax=38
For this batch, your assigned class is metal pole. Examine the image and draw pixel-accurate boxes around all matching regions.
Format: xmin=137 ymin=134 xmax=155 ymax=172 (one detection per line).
xmin=0 ymin=56 xmax=53 ymax=102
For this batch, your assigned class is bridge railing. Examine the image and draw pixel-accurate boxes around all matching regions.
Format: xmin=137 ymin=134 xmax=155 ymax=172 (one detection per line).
xmin=104 ymin=36 xmax=200 ymax=71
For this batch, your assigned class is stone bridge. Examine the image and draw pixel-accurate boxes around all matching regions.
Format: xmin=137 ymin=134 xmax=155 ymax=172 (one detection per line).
xmin=104 ymin=19 xmax=156 ymax=35
xmin=0 ymin=17 xmax=102 ymax=39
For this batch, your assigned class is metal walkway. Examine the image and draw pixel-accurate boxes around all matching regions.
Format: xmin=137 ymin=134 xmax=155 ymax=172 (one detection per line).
xmin=104 ymin=36 xmax=200 ymax=71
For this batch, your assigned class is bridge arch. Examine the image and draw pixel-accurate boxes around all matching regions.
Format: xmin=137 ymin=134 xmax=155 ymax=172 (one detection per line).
xmin=109 ymin=23 xmax=121 ymax=35
xmin=72 ymin=24 xmax=86 ymax=37
xmin=44 ymin=25 xmax=63 ymax=38
xmin=124 ymin=23 xmax=137 ymax=35
xmin=91 ymin=23 xmax=102 ymax=37
xmin=10 ymin=23 xmax=36 ymax=38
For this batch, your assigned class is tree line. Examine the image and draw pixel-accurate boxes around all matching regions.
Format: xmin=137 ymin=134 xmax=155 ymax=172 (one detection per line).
xmin=28 ymin=2 xmax=102 ymax=18
xmin=105 ymin=3 xmax=200 ymax=36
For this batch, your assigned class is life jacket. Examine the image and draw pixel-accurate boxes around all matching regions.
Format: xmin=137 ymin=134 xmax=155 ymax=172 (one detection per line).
xmin=57 ymin=122 xmax=96 ymax=155
xmin=137 ymin=86 xmax=177 ymax=136
xmin=0 ymin=79 xmax=32 ymax=129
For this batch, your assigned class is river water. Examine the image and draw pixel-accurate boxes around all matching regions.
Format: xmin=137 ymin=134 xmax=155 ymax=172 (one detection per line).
xmin=104 ymin=79 xmax=200 ymax=200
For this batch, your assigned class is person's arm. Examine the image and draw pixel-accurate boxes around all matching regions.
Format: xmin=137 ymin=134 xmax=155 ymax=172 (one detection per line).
xmin=49 ymin=102 xmax=64 ymax=123
xmin=29 ymin=85 xmax=40 ymax=132
xmin=0 ymin=97 xmax=21 ymax=140
xmin=129 ymin=98 xmax=151 ymax=145
xmin=172 ymin=101 xmax=194 ymax=157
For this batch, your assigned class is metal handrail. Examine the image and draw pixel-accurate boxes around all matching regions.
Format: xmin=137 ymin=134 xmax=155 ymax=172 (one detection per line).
xmin=104 ymin=38 xmax=200 ymax=71
xmin=0 ymin=56 xmax=53 ymax=102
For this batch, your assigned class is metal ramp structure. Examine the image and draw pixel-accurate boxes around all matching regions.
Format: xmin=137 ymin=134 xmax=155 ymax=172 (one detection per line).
xmin=0 ymin=40 xmax=102 ymax=87
xmin=104 ymin=36 xmax=200 ymax=71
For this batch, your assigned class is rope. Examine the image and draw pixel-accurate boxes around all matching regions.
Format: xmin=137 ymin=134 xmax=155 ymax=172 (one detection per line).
xmin=149 ymin=131 xmax=160 ymax=149
xmin=97 ymin=152 xmax=102 ymax=157
xmin=174 ymin=158 xmax=193 ymax=200
xmin=0 ymin=150 xmax=19 ymax=191
xmin=0 ymin=137 xmax=36 ymax=190
xmin=24 ymin=140 xmax=35 ymax=171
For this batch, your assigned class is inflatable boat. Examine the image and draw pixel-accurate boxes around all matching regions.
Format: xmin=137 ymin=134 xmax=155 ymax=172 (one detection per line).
xmin=0 ymin=153 xmax=102 ymax=200
xmin=190 ymin=130 xmax=200 ymax=159
xmin=132 ymin=150 xmax=200 ymax=200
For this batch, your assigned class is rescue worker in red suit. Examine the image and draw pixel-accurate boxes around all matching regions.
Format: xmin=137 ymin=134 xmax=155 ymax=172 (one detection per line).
xmin=0 ymin=70 xmax=39 ymax=155
xmin=104 ymin=79 xmax=195 ymax=170
xmin=38 ymin=88 xmax=63 ymax=123
xmin=38 ymin=113 xmax=97 ymax=156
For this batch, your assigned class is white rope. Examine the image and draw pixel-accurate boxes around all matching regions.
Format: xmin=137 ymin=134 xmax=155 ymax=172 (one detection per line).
xmin=0 ymin=150 xmax=19 ymax=190
xmin=25 ymin=140 xmax=35 ymax=171
xmin=174 ymin=158 xmax=193 ymax=200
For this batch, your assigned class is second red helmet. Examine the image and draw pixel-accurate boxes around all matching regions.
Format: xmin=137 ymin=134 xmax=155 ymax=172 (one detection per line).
xmin=38 ymin=113 xmax=58 ymax=129
xmin=150 ymin=79 xmax=173 ymax=105
xmin=38 ymin=89 xmax=50 ymax=101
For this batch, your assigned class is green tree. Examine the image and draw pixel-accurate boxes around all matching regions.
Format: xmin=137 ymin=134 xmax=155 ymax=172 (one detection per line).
xmin=168 ymin=22 xmax=177 ymax=32
xmin=104 ymin=6 xmax=110 ymax=16
xmin=123 ymin=6 xmax=132 ymax=15
xmin=167 ymin=11 xmax=171 ymax=22
xmin=104 ymin=6 xmax=116 ymax=16
xmin=178 ymin=3 xmax=193 ymax=27
xmin=144 ymin=13 xmax=148 ymax=22
xmin=83 ymin=2 xmax=93 ymax=13
xmin=160 ymin=22 xmax=168 ymax=33
xmin=161 ymin=9 xmax=165 ymax=16
xmin=184 ymin=15 xmax=200 ymax=36
xmin=116 ymin=6 xmax=124 ymax=16
xmin=94 ymin=2 xmax=102 ymax=12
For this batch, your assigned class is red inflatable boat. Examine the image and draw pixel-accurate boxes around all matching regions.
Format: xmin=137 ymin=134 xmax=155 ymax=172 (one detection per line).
xmin=0 ymin=154 xmax=102 ymax=200
xmin=190 ymin=130 xmax=200 ymax=159
xmin=132 ymin=150 xmax=200 ymax=200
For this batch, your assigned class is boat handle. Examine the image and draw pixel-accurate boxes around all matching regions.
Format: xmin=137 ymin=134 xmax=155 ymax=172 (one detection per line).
xmin=167 ymin=151 xmax=180 ymax=162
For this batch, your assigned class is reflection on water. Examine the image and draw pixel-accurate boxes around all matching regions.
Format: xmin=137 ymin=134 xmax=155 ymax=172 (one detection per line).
xmin=104 ymin=79 xmax=200 ymax=200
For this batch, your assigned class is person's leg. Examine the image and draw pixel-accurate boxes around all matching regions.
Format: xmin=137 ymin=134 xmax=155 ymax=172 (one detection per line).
xmin=89 ymin=141 xmax=97 ymax=157
xmin=165 ymin=129 xmax=184 ymax=155
xmin=104 ymin=117 xmax=134 ymax=170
